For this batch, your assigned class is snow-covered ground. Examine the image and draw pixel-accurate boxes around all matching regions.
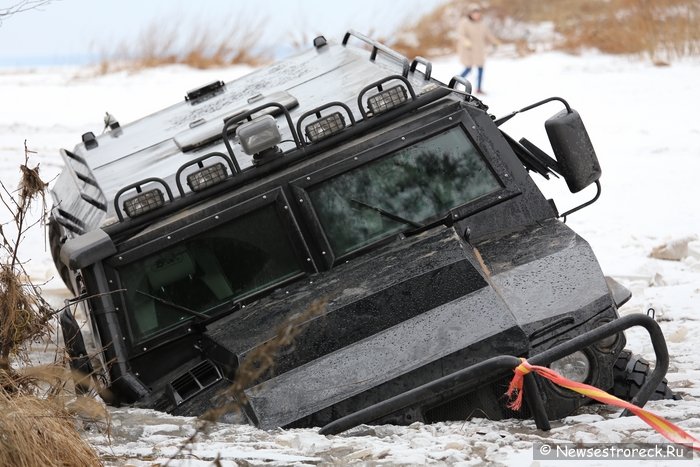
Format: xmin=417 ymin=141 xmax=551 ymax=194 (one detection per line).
xmin=1 ymin=49 xmax=699 ymax=465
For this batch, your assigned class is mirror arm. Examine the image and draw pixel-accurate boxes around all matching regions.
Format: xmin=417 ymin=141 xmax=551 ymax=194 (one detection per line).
xmin=495 ymin=96 xmax=572 ymax=126
xmin=559 ymin=180 xmax=602 ymax=221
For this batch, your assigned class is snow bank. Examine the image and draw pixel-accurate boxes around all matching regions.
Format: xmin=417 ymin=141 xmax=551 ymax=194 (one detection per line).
xmin=1 ymin=51 xmax=699 ymax=465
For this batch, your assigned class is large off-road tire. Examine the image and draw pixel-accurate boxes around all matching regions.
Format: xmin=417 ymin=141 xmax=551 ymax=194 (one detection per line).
xmin=612 ymin=349 xmax=680 ymax=401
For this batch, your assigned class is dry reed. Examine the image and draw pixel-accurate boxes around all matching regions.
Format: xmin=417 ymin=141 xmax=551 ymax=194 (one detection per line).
xmin=97 ymin=14 xmax=271 ymax=73
xmin=389 ymin=0 xmax=699 ymax=63
xmin=0 ymin=145 xmax=105 ymax=466
xmin=0 ymin=392 xmax=100 ymax=467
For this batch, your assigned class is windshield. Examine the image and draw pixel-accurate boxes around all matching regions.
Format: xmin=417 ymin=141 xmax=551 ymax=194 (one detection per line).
xmin=118 ymin=205 xmax=302 ymax=342
xmin=307 ymin=126 xmax=500 ymax=257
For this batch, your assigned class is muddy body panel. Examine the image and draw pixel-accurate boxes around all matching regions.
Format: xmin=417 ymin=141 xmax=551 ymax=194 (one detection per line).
xmin=186 ymin=220 xmax=617 ymax=427
xmin=50 ymin=33 xmax=652 ymax=430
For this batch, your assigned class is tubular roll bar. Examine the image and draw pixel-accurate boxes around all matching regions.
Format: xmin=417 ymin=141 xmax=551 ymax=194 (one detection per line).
xmin=343 ymin=30 xmax=411 ymax=78
xmin=320 ymin=313 xmax=669 ymax=435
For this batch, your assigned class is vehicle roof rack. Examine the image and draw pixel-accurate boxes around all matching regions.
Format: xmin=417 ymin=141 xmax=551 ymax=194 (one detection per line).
xmin=342 ymin=30 xmax=410 ymax=78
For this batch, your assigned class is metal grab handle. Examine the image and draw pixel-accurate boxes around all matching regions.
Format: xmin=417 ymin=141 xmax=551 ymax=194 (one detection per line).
xmin=448 ymin=75 xmax=472 ymax=95
xmin=343 ymin=30 xmax=410 ymax=77
xmin=410 ymin=57 xmax=433 ymax=80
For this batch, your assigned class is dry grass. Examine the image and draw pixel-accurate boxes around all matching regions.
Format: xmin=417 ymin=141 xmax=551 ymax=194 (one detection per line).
xmin=0 ymin=392 xmax=100 ymax=467
xmin=389 ymin=0 xmax=700 ymax=63
xmin=385 ymin=2 xmax=460 ymax=59
xmin=0 ymin=144 xmax=105 ymax=466
xmin=0 ymin=269 xmax=50 ymax=373
xmin=97 ymin=15 xmax=272 ymax=73
xmin=491 ymin=0 xmax=700 ymax=62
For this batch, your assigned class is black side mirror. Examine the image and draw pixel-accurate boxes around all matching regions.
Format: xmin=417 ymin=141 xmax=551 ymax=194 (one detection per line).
xmin=545 ymin=109 xmax=601 ymax=193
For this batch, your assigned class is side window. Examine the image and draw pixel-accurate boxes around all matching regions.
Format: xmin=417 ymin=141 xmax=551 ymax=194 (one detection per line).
xmin=306 ymin=126 xmax=501 ymax=257
xmin=118 ymin=204 xmax=303 ymax=342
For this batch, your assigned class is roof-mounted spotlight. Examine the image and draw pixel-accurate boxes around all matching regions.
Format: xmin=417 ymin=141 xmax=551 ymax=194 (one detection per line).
xmin=175 ymin=152 xmax=235 ymax=196
xmin=114 ymin=178 xmax=174 ymax=222
xmin=222 ymin=102 xmax=302 ymax=169
xmin=305 ymin=112 xmax=346 ymax=142
xmin=367 ymin=85 xmax=408 ymax=115
xmin=238 ymin=115 xmax=282 ymax=155
xmin=357 ymin=75 xmax=417 ymax=119
xmin=123 ymin=189 xmax=165 ymax=218
xmin=296 ymin=102 xmax=356 ymax=146
xmin=237 ymin=115 xmax=283 ymax=166
xmin=187 ymin=162 xmax=228 ymax=192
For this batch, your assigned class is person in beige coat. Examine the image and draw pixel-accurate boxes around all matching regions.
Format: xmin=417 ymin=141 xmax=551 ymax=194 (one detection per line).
xmin=456 ymin=3 xmax=499 ymax=94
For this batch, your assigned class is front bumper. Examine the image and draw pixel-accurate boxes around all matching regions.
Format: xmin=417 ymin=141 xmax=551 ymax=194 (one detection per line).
xmin=320 ymin=313 xmax=669 ymax=435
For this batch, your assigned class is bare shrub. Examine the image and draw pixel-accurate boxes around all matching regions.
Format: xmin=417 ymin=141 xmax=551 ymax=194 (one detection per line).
xmin=493 ymin=0 xmax=700 ymax=60
xmin=98 ymin=14 xmax=271 ymax=73
xmin=389 ymin=0 xmax=699 ymax=62
xmin=0 ymin=143 xmax=103 ymax=465
xmin=0 ymin=143 xmax=52 ymax=377
xmin=0 ymin=1 xmax=52 ymax=24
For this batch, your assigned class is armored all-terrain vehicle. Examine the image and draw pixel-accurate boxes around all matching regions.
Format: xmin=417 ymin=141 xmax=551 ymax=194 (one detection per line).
xmin=50 ymin=32 xmax=675 ymax=433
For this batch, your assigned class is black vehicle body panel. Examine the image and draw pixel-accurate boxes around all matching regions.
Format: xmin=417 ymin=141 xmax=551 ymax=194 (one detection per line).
xmin=50 ymin=33 xmax=663 ymax=431
xmin=193 ymin=218 xmax=614 ymax=428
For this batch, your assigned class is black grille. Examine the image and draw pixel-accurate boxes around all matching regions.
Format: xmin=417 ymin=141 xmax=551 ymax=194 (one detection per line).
xmin=169 ymin=360 xmax=222 ymax=406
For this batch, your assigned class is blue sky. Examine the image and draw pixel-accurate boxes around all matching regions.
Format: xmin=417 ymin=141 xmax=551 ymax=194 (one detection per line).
xmin=0 ymin=0 xmax=447 ymax=66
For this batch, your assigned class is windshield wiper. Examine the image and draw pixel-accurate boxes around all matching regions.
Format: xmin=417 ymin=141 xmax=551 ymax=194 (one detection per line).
xmin=403 ymin=212 xmax=455 ymax=237
xmin=350 ymin=199 xmax=421 ymax=228
xmin=136 ymin=290 xmax=209 ymax=321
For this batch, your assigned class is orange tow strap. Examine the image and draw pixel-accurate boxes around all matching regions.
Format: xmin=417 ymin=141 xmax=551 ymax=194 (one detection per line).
xmin=506 ymin=358 xmax=700 ymax=450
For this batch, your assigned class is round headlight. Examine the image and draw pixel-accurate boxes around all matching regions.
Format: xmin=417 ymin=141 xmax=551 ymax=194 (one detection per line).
xmin=594 ymin=319 xmax=619 ymax=351
xmin=597 ymin=332 xmax=619 ymax=351
xmin=550 ymin=351 xmax=591 ymax=383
